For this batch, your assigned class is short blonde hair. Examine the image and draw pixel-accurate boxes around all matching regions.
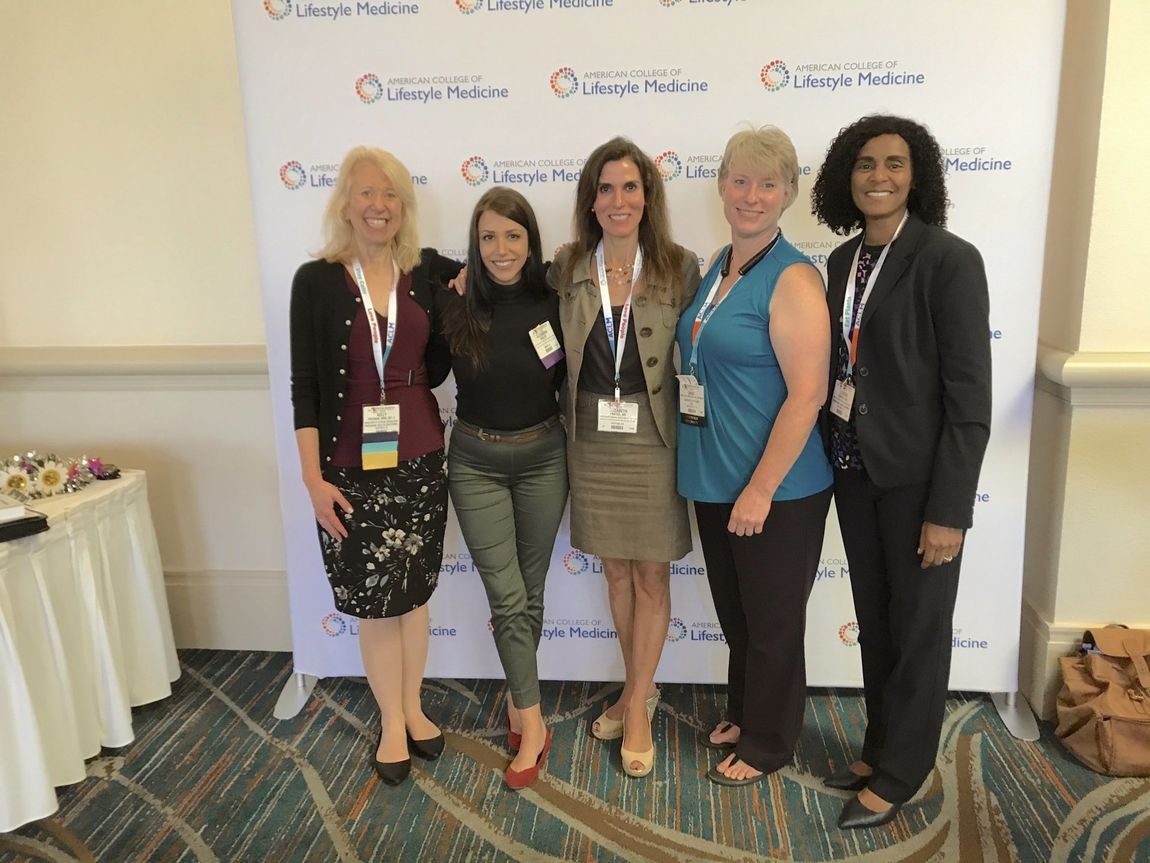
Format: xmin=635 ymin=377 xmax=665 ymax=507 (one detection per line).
xmin=315 ymin=146 xmax=422 ymax=272
xmin=718 ymin=126 xmax=800 ymax=211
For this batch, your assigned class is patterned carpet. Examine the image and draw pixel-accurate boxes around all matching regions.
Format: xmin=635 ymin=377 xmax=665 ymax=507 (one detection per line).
xmin=2 ymin=650 xmax=1148 ymax=862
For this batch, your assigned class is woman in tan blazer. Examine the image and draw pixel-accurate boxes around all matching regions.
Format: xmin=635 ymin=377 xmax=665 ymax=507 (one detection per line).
xmin=548 ymin=136 xmax=700 ymax=778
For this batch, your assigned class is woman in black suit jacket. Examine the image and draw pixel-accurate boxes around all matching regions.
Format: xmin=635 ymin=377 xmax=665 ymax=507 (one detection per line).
xmin=811 ymin=116 xmax=992 ymax=829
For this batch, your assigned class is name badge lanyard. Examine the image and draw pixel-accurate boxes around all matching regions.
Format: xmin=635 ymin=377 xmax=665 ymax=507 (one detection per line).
xmin=841 ymin=210 xmax=908 ymax=377
xmin=688 ymin=230 xmax=781 ymax=376
xmin=352 ymin=259 xmax=400 ymax=403
xmin=595 ymin=240 xmax=643 ymax=403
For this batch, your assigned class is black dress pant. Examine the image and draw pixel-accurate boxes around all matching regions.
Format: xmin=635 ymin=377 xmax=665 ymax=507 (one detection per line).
xmin=834 ymin=467 xmax=962 ymax=805
xmin=694 ymin=488 xmax=832 ymax=774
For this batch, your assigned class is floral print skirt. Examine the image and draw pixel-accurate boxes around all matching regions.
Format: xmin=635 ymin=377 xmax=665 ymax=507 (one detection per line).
xmin=318 ymin=449 xmax=448 ymax=619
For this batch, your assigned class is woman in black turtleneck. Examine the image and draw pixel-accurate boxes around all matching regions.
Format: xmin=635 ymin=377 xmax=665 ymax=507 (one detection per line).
xmin=438 ymin=187 xmax=567 ymax=790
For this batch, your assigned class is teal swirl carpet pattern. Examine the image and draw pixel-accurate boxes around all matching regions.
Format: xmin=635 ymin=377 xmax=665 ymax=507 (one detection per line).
xmin=3 ymin=650 xmax=1148 ymax=862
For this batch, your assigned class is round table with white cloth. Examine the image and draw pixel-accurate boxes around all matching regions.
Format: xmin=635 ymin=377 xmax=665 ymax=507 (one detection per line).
xmin=0 ymin=469 xmax=179 ymax=832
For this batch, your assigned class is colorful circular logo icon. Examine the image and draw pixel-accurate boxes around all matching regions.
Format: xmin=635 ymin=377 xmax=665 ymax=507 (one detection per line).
xmin=666 ymin=617 xmax=687 ymax=642
xmin=659 ymin=0 xmax=683 ymax=5
xmin=321 ymin=612 xmax=347 ymax=636
xmin=655 ymin=150 xmax=682 ymax=181
xmin=279 ymin=160 xmax=306 ymax=190
xmin=460 ymin=155 xmax=489 ymax=186
xmin=355 ymin=73 xmax=382 ymax=104
xmin=455 ymin=0 xmax=482 ymax=12
xmin=760 ymin=60 xmax=790 ymax=92
xmin=263 ymin=0 xmax=292 ymax=20
xmin=563 ymin=549 xmax=590 ymax=574
xmin=549 ymin=66 xmax=578 ymax=99
xmin=838 ymin=621 xmax=860 ymax=646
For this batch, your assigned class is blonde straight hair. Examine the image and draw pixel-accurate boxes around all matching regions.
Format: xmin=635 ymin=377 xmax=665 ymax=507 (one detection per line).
xmin=315 ymin=146 xmax=422 ymax=272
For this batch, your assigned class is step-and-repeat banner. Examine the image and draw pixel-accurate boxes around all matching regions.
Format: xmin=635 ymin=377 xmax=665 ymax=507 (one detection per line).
xmin=233 ymin=0 xmax=1064 ymax=691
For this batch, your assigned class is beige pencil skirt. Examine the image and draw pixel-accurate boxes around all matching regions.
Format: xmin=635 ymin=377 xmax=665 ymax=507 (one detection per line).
xmin=567 ymin=389 xmax=691 ymax=563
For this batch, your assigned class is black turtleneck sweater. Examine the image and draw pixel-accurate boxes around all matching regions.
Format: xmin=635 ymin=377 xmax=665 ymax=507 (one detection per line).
xmin=441 ymin=279 xmax=565 ymax=431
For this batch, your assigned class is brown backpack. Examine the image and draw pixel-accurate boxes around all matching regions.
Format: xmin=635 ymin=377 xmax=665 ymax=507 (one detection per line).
xmin=1055 ymin=627 xmax=1150 ymax=776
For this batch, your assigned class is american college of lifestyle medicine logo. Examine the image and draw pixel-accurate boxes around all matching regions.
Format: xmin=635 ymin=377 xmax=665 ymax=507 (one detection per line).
xmin=266 ymin=0 xmax=421 ymax=20
xmin=279 ymin=160 xmax=306 ymax=190
xmin=760 ymin=60 xmax=790 ymax=91
xmin=322 ymin=612 xmax=354 ymax=636
xmin=666 ymin=617 xmax=687 ymax=643
xmin=655 ymin=151 xmax=682 ymax=181
xmin=550 ymin=66 xmax=578 ymax=99
xmin=550 ymin=65 xmax=709 ymax=99
xmin=563 ymin=549 xmax=590 ymax=574
xmin=355 ymin=73 xmax=383 ymax=104
xmin=838 ymin=621 xmax=860 ymax=647
xmin=459 ymin=154 xmax=584 ymax=187
xmin=761 ymin=57 xmax=927 ymax=94
xmin=264 ymin=0 xmax=291 ymax=19
xmin=358 ymin=72 xmax=511 ymax=104
xmin=457 ymin=0 xmax=616 ymax=14
xmin=460 ymin=155 xmax=489 ymax=186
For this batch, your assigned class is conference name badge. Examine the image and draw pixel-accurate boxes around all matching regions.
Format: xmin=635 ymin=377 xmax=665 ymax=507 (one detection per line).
xmin=362 ymin=404 xmax=400 ymax=470
xmin=830 ymin=379 xmax=855 ymax=421
xmin=677 ymin=374 xmax=705 ymax=427
xmin=529 ymin=321 xmax=564 ymax=369
xmin=597 ymin=399 xmax=639 ymax=434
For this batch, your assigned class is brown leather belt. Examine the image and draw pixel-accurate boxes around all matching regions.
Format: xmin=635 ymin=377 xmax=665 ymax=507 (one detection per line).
xmin=453 ymin=416 xmax=560 ymax=445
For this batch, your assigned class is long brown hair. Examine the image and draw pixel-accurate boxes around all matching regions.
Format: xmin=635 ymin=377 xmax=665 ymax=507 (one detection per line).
xmin=566 ymin=137 xmax=686 ymax=302
xmin=442 ymin=187 xmax=547 ymax=367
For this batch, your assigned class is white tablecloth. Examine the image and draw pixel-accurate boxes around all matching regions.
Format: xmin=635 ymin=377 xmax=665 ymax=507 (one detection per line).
xmin=0 ymin=470 xmax=179 ymax=832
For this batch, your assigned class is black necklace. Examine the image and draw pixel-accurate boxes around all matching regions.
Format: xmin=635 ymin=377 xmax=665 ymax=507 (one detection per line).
xmin=721 ymin=230 xmax=783 ymax=278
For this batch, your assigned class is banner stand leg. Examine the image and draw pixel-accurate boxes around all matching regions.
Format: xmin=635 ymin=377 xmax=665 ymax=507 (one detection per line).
xmin=274 ymin=672 xmax=318 ymax=720
xmin=991 ymin=691 xmax=1040 ymax=741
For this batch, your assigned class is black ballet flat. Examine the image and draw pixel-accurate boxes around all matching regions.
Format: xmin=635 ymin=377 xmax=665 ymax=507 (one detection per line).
xmin=408 ymin=732 xmax=445 ymax=761
xmin=837 ymin=794 xmax=901 ymax=829
xmin=823 ymin=765 xmax=870 ymax=791
xmin=373 ymin=757 xmax=411 ymax=786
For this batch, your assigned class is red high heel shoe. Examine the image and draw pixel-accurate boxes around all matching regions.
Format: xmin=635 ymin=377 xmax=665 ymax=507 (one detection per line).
xmin=504 ymin=729 xmax=553 ymax=790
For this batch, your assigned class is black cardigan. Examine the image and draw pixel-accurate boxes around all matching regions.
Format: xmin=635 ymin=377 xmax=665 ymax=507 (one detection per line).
xmin=289 ymin=249 xmax=463 ymax=469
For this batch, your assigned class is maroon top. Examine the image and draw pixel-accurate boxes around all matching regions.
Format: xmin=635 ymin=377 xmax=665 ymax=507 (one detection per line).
xmin=332 ymin=269 xmax=445 ymax=466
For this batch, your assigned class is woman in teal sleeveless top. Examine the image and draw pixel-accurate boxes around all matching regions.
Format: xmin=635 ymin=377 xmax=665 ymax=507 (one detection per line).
xmin=676 ymin=126 xmax=832 ymax=787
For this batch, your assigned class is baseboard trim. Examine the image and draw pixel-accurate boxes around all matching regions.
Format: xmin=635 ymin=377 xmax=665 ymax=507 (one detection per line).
xmin=165 ymin=569 xmax=291 ymax=651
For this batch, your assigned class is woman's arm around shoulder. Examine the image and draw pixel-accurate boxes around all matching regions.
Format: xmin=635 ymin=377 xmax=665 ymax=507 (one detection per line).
xmin=419 ymin=249 xmax=464 ymax=387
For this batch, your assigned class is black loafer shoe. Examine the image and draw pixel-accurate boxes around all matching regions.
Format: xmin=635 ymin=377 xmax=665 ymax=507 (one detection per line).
xmin=823 ymin=766 xmax=869 ymax=791
xmin=373 ymin=757 xmax=411 ymax=786
xmin=838 ymin=795 xmax=901 ymax=829
xmin=408 ymin=732 xmax=445 ymax=761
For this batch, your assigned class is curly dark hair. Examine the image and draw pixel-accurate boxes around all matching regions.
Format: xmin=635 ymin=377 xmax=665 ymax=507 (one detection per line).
xmin=811 ymin=115 xmax=949 ymax=235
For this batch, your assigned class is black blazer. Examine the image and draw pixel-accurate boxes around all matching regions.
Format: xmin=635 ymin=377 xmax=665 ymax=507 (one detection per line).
xmin=823 ymin=214 xmax=991 ymax=529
